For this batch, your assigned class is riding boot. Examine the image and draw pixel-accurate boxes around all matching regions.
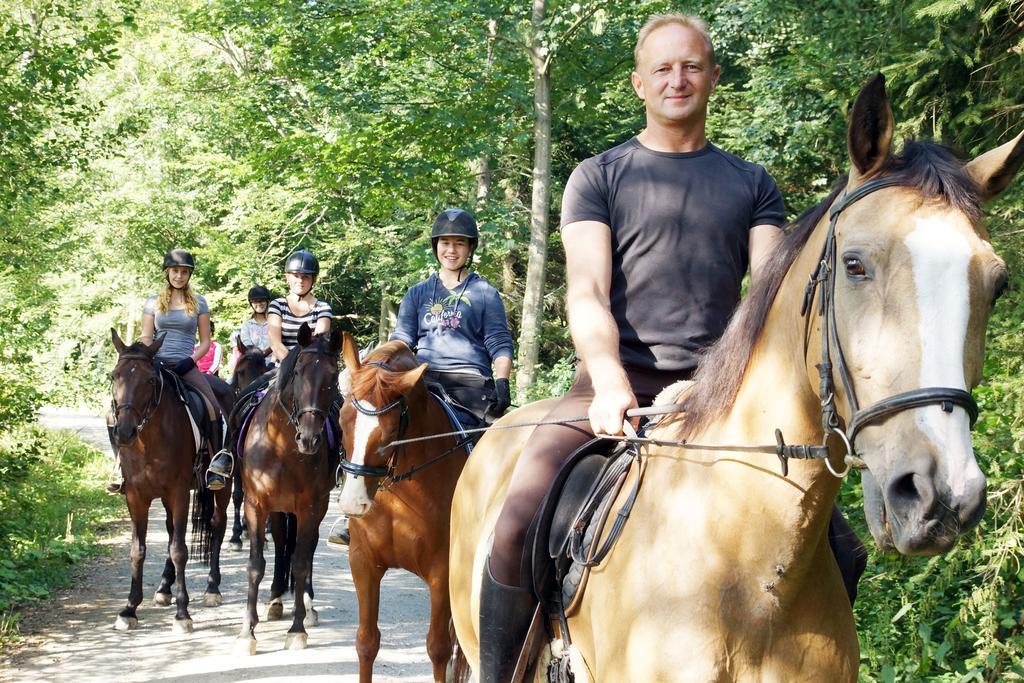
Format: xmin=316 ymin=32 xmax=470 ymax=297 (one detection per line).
xmin=105 ymin=423 xmax=124 ymax=495
xmin=479 ymin=559 xmax=538 ymax=683
xmin=206 ymin=415 xmax=232 ymax=491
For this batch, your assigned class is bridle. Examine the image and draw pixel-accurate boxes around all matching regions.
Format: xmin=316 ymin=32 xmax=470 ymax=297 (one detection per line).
xmin=110 ymin=354 xmax=164 ymax=437
xmin=799 ymin=176 xmax=979 ymax=475
xmin=276 ymin=345 xmax=339 ymax=430
xmin=340 ymin=361 xmax=413 ymax=480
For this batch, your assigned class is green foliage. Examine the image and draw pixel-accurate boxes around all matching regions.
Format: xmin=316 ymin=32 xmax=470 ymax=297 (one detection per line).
xmin=0 ymin=426 xmax=122 ymax=644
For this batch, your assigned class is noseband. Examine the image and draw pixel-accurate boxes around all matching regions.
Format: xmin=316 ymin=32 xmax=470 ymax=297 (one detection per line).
xmin=110 ymin=355 xmax=164 ymax=436
xmin=801 ymin=177 xmax=979 ymax=474
xmin=340 ymin=360 xmax=411 ymax=480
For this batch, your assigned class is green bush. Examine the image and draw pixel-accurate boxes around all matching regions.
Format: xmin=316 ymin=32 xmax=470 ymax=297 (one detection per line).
xmin=0 ymin=425 xmax=122 ymax=645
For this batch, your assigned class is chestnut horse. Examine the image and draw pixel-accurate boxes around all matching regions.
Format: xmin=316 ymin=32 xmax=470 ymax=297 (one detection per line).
xmin=109 ymin=330 xmax=233 ymax=632
xmin=234 ymin=324 xmax=341 ymax=654
xmin=337 ymin=334 xmax=473 ymax=682
xmin=227 ymin=341 xmax=271 ymax=550
xmin=450 ymin=76 xmax=1024 ymax=681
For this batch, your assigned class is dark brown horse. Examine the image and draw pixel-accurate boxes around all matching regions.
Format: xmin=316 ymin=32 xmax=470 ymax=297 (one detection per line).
xmin=234 ymin=324 xmax=341 ymax=655
xmin=227 ymin=340 xmax=271 ymax=550
xmin=337 ymin=334 xmax=472 ymax=682
xmin=109 ymin=329 xmax=233 ymax=632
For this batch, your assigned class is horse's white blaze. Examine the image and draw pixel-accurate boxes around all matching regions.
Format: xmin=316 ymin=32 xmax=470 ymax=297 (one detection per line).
xmin=338 ymin=404 xmax=378 ymax=513
xmin=906 ymin=215 xmax=983 ymax=497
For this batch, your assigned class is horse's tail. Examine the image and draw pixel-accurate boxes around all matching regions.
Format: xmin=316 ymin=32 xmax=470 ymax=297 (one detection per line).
xmin=189 ymin=484 xmax=216 ymax=564
xmin=450 ymin=621 xmax=472 ymax=683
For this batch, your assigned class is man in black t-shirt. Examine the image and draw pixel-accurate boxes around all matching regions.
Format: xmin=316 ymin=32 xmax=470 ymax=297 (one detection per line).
xmin=478 ymin=14 xmax=788 ymax=682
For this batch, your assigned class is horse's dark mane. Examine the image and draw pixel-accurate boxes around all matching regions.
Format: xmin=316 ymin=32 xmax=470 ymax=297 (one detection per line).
xmin=673 ymin=141 xmax=981 ymax=437
xmin=352 ymin=341 xmax=420 ymax=405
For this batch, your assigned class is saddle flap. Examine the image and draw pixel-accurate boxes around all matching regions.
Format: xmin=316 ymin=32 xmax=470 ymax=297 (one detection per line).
xmin=546 ymin=453 xmax=615 ymax=558
xmin=523 ymin=438 xmax=613 ymax=601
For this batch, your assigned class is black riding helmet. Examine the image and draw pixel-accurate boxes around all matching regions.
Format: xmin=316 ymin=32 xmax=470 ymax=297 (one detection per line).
xmin=284 ymin=249 xmax=320 ymax=276
xmin=163 ymin=248 xmax=195 ymax=270
xmin=430 ymin=208 xmax=479 ymax=260
xmin=247 ymin=285 xmax=272 ymax=302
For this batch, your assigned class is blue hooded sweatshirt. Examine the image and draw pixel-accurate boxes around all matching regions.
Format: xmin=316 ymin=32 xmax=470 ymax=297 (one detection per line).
xmin=390 ymin=272 xmax=513 ymax=378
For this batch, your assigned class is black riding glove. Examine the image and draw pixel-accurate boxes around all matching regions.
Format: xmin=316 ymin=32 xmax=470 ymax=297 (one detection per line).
xmin=173 ymin=356 xmax=196 ymax=376
xmin=492 ymin=378 xmax=511 ymax=416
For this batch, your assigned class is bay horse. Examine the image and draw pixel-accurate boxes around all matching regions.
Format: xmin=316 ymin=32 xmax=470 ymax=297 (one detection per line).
xmin=336 ymin=334 xmax=472 ymax=682
xmin=234 ymin=323 xmax=341 ymax=654
xmin=449 ymin=76 xmax=1024 ymax=681
xmin=227 ymin=340 xmax=271 ymax=550
xmin=108 ymin=330 xmax=234 ymax=632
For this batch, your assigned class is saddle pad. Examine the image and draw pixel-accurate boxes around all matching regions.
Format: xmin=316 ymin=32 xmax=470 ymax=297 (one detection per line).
xmin=160 ymin=368 xmax=204 ymax=454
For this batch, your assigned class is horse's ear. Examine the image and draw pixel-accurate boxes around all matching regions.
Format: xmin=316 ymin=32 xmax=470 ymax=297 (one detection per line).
xmin=328 ymin=328 xmax=343 ymax=355
xmin=847 ymin=73 xmax=894 ymax=182
xmin=111 ymin=327 xmax=127 ymax=354
xmin=236 ymin=336 xmax=247 ymax=353
xmin=297 ymin=322 xmax=313 ymax=347
xmin=398 ymin=362 xmax=429 ymax=393
xmin=965 ymin=130 xmax=1024 ymax=202
xmin=341 ymin=332 xmax=360 ymax=370
xmin=148 ymin=334 xmax=164 ymax=356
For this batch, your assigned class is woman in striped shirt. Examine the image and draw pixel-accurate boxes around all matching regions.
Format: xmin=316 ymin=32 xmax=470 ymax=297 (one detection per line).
xmin=206 ymin=250 xmax=332 ymax=483
xmin=268 ymin=249 xmax=333 ymax=360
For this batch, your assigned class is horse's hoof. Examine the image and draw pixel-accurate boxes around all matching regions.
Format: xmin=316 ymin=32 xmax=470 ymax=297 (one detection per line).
xmin=204 ymin=592 xmax=223 ymax=607
xmin=173 ymin=618 xmax=194 ymax=634
xmin=229 ymin=541 xmax=243 ymax=551
xmin=284 ymin=632 xmax=308 ymax=650
xmin=234 ymin=637 xmax=257 ymax=656
xmin=265 ymin=600 xmax=284 ymax=621
xmin=114 ymin=615 xmax=137 ymax=631
xmin=153 ymin=592 xmax=172 ymax=606
xmin=303 ymin=608 xmax=319 ymax=628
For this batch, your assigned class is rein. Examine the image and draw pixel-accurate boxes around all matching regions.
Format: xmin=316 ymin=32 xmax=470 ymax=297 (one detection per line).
xmin=340 ymin=359 xmax=473 ymax=484
xmin=371 ymin=178 xmax=979 ymax=480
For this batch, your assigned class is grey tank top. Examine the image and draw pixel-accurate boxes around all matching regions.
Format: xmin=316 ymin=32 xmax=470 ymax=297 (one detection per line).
xmin=143 ymin=294 xmax=210 ymax=362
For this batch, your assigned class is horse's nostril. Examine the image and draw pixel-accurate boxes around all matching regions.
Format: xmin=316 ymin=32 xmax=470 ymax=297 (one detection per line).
xmin=891 ymin=472 xmax=921 ymax=503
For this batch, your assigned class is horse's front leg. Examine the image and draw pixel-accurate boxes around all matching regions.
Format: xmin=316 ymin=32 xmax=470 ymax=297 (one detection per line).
xmin=284 ymin=512 xmax=319 ymax=650
xmin=235 ymin=503 xmax=268 ymax=655
xmin=204 ymin=484 xmax=231 ymax=606
xmin=425 ymin=569 xmax=454 ymax=683
xmin=228 ymin=468 xmax=245 ymax=550
xmin=351 ymin=547 xmax=385 ymax=683
xmin=169 ymin=489 xmax=192 ymax=633
xmin=266 ymin=511 xmax=288 ymax=621
xmin=153 ymin=501 xmax=175 ymax=605
xmin=115 ymin=491 xmax=150 ymax=630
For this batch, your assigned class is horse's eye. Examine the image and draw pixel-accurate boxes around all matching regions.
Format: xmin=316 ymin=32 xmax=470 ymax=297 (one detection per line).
xmin=843 ymin=255 xmax=867 ymax=279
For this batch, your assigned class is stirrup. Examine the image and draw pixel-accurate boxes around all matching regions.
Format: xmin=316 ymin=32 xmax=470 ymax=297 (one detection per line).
xmin=326 ymin=515 xmax=350 ymax=546
xmin=208 ymin=449 xmax=235 ymax=477
xmin=106 ymin=460 xmax=124 ymax=495
xmin=206 ymin=471 xmax=228 ymax=492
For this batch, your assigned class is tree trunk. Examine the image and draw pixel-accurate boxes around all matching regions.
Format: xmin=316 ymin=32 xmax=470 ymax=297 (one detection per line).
xmin=378 ymin=297 xmax=397 ymax=345
xmin=514 ymin=0 xmax=552 ymax=403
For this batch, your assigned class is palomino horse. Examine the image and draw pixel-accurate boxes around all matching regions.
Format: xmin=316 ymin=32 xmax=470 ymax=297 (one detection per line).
xmin=108 ymin=330 xmax=234 ymax=632
xmin=234 ymin=324 xmax=341 ymax=654
xmin=337 ymin=334 xmax=473 ymax=682
xmin=449 ymin=76 xmax=1023 ymax=681
xmin=227 ymin=341 xmax=271 ymax=550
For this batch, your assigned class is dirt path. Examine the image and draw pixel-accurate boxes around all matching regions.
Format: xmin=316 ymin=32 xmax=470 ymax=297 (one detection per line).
xmin=1 ymin=410 xmax=436 ymax=682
